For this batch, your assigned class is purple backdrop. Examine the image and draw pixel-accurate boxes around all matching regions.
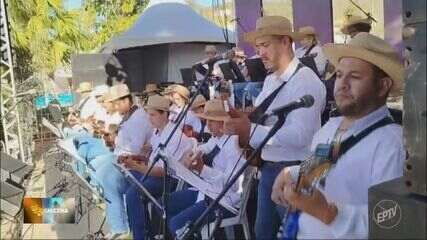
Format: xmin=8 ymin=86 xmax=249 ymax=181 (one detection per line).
xmin=292 ymin=0 xmax=334 ymax=45
xmin=234 ymin=0 xmax=261 ymax=57
xmin=384 ymin=0 xmax=403 ymax=58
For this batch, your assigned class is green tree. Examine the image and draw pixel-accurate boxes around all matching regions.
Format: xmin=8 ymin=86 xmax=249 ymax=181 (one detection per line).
xmin=7 ymin=0 xmax=147 ymax=80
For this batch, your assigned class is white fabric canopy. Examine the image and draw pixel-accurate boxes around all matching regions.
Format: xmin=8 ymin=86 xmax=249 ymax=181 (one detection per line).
xmin=101 ymin=1 xmax=235 ymax=52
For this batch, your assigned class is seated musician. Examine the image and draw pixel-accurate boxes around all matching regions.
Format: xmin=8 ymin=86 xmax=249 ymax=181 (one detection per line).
xmin=67 ymin=82 xmax=97 ymax=124
xmin=215 ymin=81 xmax=235 ymax=108
xmin=167 ymin=84 xmax=190 ymax=122
xmin=271 ymin=33 xmax=405 ymax=239
xmin=93 ymin=83 xmax=153 ymax=239
xmin=121 ymin=95 xmax=194 ymax=240
xmin=295 ymin=26 xmax=328 ymax=78
xmin=141 ymin=83 xmax=160 ymax=106
xmin=188 ymin=94 xmax=212 ymax=143
xmin=166 ymin=99 xmax=246 ymax=236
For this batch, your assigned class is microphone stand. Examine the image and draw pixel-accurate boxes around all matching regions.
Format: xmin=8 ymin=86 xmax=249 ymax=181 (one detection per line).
xmin=177 ymin=112 xmax=290 ymax=240
xmin=138 ymin=71 xmax=211 ymax=240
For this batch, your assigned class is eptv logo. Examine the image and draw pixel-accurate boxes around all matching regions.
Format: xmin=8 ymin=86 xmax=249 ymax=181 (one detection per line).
xmin=373 ymin=200 xmax=402 ymax=229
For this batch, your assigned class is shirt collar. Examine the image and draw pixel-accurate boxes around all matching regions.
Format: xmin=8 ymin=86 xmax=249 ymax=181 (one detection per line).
xmin=341 ymin=105 xmax=391 ymax=137
xmin=213 ymin=134 xmax=230 ymax=148
xmin=274 ymin=57 xmax=301 ymax=83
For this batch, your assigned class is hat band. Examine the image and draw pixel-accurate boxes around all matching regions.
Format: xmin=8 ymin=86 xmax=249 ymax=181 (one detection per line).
xmin=202 ymin=111 xmax=229 ymax=117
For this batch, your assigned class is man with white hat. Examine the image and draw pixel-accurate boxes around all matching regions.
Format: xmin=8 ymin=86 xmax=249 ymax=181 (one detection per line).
xmin=105 ymin=83 xmax=153 ymax=156
xmin=272 ymin=32 xmax=405 ymax=239
xmin=166 ymin=99 xmax=246 ymax=237
xmin=99 ymin=83 xmax=153 ymax=238
xmin=341 ymin=15 xmax=372 ymax=39
xmin=122 ymin=95 xmax=194 ymax=240
xmin=223 ymin=16 xmax=327 ymax=239
xmin=67 ymin=81 xmax=97 ymax=126
xmin=295 ymin=26 xmax=328 ymax=77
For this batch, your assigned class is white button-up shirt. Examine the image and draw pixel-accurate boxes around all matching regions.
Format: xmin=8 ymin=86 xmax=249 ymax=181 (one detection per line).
xmin=78 ymin=95 xmax=100 ymax=119
xmin=114 ymin=107 xmax=152 ymax=156
xmin=197 ymin=135 xmax=246 ymax=208
xmin=149 ymin=122 xmax=194 ymax=168
xmin=250 ymin=57 xmax=326 ymax=162
xmin=295 ymin=44 xmax=328 ymax=77
xmin=289 ymin=106 xmax=405 ymax=239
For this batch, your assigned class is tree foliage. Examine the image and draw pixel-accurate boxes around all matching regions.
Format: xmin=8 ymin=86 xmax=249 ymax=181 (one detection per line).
xmin=7 ymin=0 xmax=147 ymax=80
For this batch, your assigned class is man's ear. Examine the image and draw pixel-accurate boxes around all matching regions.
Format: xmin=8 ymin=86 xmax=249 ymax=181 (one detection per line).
xmin=378 ymin=76 xmax=393 ymax=98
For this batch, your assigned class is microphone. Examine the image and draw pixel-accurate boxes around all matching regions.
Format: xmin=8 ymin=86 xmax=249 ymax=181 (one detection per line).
xmin=263 ymin=95 xmax=315 ymax=118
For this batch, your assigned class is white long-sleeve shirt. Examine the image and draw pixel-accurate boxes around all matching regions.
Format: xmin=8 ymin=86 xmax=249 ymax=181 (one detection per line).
xmin=197 ymin=135 xmax=246 ymax=208
xmin=149 ymin=122 xmax=194 ymax=169
xmin=295 ymin=44 xmax=328 ymax=77
xmin=250 ymin=57 xmax=326 ymax=162
xmin=78 ymin=95 xmax=99 ymax=119
xmin=289 ymin=105 xmax=405 ymax=239
xmin=114 ymin=107 xmax=152 ymax=156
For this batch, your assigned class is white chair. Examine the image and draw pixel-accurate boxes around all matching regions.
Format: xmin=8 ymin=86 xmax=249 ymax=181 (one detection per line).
xmin=201 ymin=167 xmax=256 ymax=239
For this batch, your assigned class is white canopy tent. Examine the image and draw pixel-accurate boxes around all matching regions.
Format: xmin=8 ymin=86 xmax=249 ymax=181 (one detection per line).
xmin=98 ymin=0 xmax=235 ymax=90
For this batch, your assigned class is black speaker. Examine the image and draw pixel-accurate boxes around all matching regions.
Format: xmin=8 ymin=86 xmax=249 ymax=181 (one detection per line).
xmin=1 ymin=181 xmax=24 ymax=217
xmin=1 ymin=152 xmax=33 ymax=185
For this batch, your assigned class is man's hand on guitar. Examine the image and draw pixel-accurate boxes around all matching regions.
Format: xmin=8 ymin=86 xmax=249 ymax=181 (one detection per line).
xmin=224 ymin=108 xmax=251 ymax=147
xmin=282 ymin=183 xmax=338 ymax=225
xmin=271 ymin=167 xmax=293 ymax=206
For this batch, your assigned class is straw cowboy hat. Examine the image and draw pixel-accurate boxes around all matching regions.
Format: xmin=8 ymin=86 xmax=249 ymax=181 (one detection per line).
xmin=161 ymin=84 xmax=175 ymax=95
xmin=244 ymin=16 xmax=303 ymax=44
xmin=76 ymin=81 xmax=93 ymax=93
xmin=171 ymin=84 xmax=190 ymax=100
xmin=299 ymin=26 xmax=317 ymax=36
xmin=144 ymin=95 xmax=171 ymax=112
xmin=105 ymin=83 xmax=131 ymax=102
xmin=196 ymin=99 xmax=230 ymax=122
xmin=190 ymin=95 xmax=207 ymax=110
xmin=143 ymin=83 xmax=160 ymax=94
xmin=341 ymin=15 xmax=372 ymax=35
xmin=322 ymin=32 xmax=404 ymax=96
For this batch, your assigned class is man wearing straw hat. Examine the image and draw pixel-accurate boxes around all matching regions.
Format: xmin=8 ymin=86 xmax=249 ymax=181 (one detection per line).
xmin=168 ymin=84 xmax=190 ymax=122
xmin=295 ymin=26 xmax=328 ymax=77
xmin=99 ymin=83 xmax=153 ymax=238
xmin=271 ymin=32 xmax=405 ymax=239
xmin=141 ymin=83 xmax=160 ymax=105
xmin=224 ymin=16 xmax=327 ymax=239
xmin=67 ymin=81 xmax=97 ymax=126
xmin=165 ymin=99 xmax=246 ymax=237
xmin=122 ymin=95 xmax=194 ymax=240
xmin=184 ymin=94 xmax=208 ymax=140
xmin=341 ymin=15 xmax=372 ymax=39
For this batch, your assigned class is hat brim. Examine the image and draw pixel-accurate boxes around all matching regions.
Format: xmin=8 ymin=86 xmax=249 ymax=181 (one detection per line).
xmin=244 ymin=28 xmax=304 ymax=44
xmin=76 ymin=88 xmax=92 ymax=93
xmin=105 ymin=93 xmax=131 ymax=103
xmin=191 ymin=102 xmax=206 ymax=110
xmin=143 ymin=89 xmax=159 ymax=94
xmin=341 ymin=19 xmax=372 ymax=35
xmin=144 ymin=105 xmax=170 ymax=112
xmin=196 ymin=113 xmax=230 ymax=122
xmin=322 ymin=44 xmax=404 ymax=96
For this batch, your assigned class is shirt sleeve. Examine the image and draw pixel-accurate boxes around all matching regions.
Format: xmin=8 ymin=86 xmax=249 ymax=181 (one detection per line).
xmin=249 ymin=75 xmax=326 ymax=150
xmin=200 ymin=136 xmax=245 ymax=193
xmin=118 ymin=111 xmax=152 ymax=155
xmin=328 ymin=126 xmax=405 ymax=239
